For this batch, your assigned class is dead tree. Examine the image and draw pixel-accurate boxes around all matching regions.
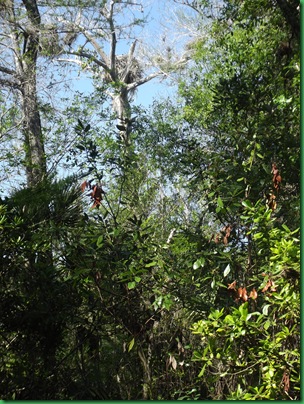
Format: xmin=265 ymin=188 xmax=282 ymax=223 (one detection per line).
xmin=57 ymin=1 xmax=172 ymax=147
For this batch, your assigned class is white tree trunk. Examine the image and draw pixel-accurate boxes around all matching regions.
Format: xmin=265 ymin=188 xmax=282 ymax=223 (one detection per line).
xmin=112 ymin=88 xmax=132 ymax=146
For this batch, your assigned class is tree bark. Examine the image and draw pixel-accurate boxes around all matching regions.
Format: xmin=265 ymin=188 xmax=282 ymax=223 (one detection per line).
xmin=21 ymin=63 xmax=46 ymax=186
xmin=137 ymin=344 xmax=152 ymax=400
xmin=0 ymin=0 xmax=46 ymax=186
xmin=21 ymin=0 xmax=46 ymax=186
xmin=112 ymin=89 xmax=132 ymax=146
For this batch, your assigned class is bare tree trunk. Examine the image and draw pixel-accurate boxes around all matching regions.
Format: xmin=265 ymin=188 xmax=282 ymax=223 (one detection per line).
xmin=21 ymin=0 xmax=46 ymax=186
xmin=112 ymin=89 xmax=133 ymax=147
xmin=0 ymin=0 xmax=46 ymax=186
xmin=21 ymin=71 xmax=46 ymax=186
xmin=20 ymin=60 xmax=46 ymax=186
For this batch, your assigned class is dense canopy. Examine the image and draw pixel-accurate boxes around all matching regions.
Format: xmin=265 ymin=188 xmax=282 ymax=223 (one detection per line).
xmin=0 ymin=0 xmax=300 ymax=400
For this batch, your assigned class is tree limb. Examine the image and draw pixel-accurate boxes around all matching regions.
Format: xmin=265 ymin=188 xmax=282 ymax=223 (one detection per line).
xmin=108 ymin=0 xmax=117 ymax=74
xmin=81 ymin=29 xmax=109 ymax=68
xmin=0 ymin=77 xmax=20 ymax=90
xmin=65 ymin=50 xmax=109 ymax=72
xmin=0 ymin=65 xmax=16 ymax=76
xmin=21 ymin=0 xmax=41 ymax=26
xmin=127 ymin=71 xmax=165 ymax=91
xmin=121 ymin=39 xmax=137 ymax=82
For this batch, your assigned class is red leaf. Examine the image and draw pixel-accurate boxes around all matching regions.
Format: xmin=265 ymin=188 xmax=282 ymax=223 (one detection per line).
xmin=262 ymin=279 xmax=275 ymax=293
xmin=81 ymin=181 xmax=88 ymax=192
xmin=241 ymin=287 xmax=248 ymax=302
xmin=249 ymin=288 xmax=258 ymax=299
xmin=237 ymin=287 xmax=243 ymax=298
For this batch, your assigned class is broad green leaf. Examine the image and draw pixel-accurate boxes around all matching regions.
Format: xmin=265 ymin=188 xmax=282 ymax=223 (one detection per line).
xmin=217 ymin=196 xmax=224 ymax=208
xmin=128 ymin=338 xmax=135 ymax=352
xmin=145 ymin=261 xmax=157 ymax=268
xmin=198 ymin=363 xmax=207 ymax=377
xmin=163 ymin=295 xmax=173 ymax=310
xmin=224 ymin=314 xmax=235 ymax=325
xmin=246 ymin=312 xmax=261 ymax=321
xmin=282 ymin=224 xmax=291 ymax=233
xmin=84 ymin=124 xmax=91 ymax=132
xmin=238 ymin=303 xmax=248 ymax=320
xmin=241 ymin=200 xmax=253 ymax=209
xmin=193 ymin=257 xmax=205 ymax=269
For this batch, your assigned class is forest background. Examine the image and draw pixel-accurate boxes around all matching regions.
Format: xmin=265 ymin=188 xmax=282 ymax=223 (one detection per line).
xmin=0 ymin=0 xmax=300 ymax=400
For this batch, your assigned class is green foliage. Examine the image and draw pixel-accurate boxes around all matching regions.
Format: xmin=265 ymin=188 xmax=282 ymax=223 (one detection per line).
xmin=179 ymin=0 xmax=300 ymax=226
xmin=191 ymin=202 xmax=300 ymax=400
xmin=0 ymin=178 xmax=86 ymax=399
xmin=0 ymin=0 xmax=300 ymax=400
xmin=172 ymin=0 xmax=300 ymax=400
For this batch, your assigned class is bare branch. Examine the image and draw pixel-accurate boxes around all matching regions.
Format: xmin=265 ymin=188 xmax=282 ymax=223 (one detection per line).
xmin=57 ymin=57 xmax=84 ymax=67
xmin=127 ymin=71 xmax=165 ymax=91
xmin=81 ymin=29 xmax=109 ymax=67
xmin=108 ymin=0 xmax=117 ymax=73
xmin=65 ymin=50 xmax=109 ymax=72
xmin=21 ymin=0 xmax=41 ymax=25
xmin=0 ymin=65 xmax=16 ymax=76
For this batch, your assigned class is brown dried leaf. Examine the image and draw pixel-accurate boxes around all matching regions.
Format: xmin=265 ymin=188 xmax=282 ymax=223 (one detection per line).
xmin=170 ymin=355 xmax=177 ymax=370
xmin=281 ymin=370 xmax=290 ymax=392
xmin=228 ymin=280 xmax=237 ymax=290
xmin=237 ymin=287 xmax=243 ymax=299
xmin=241 ymin=287 xmax=248 ymax=302
xmin=81 ymin=181 xmax=88 ymax=192
xmin=249 ymin=288 xmax=258 ymax=299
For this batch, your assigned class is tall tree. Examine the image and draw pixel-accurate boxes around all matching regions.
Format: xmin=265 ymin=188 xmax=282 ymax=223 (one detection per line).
xmin=0 ymin=0 xmax=47 ymax=186
xmin=55 ymin=0 xmax=188 ymax=147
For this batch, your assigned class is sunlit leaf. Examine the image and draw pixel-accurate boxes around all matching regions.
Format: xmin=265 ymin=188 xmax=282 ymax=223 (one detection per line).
xmin=223 ymin=264 xmax=231 ymax=277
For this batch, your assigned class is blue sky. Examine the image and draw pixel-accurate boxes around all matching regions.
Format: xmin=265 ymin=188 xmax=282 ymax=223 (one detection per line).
xmin=69 ymin=65 xmax=176 ymax=109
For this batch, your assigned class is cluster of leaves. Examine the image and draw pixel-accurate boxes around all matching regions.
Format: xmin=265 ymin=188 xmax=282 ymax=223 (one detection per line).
xmin=0 ymin=178 xmax=87 ymax=399
xmin=170 ymin=0 xmax=300 ymax=399
xmin=191 ymin=203 xmax=300 ymax=399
